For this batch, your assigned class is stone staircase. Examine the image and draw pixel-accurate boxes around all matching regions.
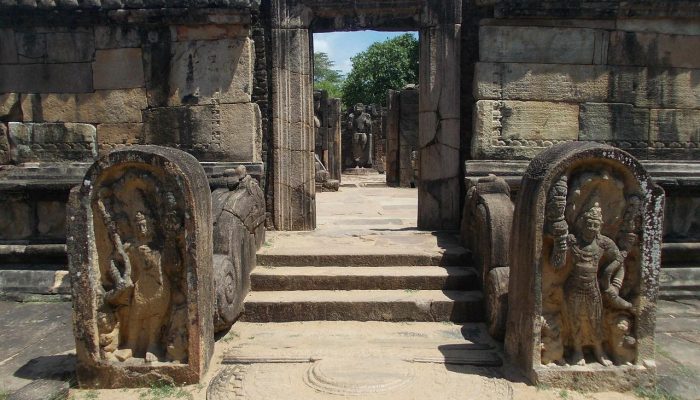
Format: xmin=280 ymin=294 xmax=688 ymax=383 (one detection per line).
xmin=241 ymin=243 xmax=484 ymax=323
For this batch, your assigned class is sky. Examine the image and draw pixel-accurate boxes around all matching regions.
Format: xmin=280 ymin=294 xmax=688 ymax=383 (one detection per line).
xmin=313 ymin=31 xmax=418 ymax=76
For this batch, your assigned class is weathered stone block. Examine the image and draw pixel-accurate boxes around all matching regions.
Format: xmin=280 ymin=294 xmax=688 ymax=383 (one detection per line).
xmin=1 ymin=93 xmax=19 ymax=120
xmin=479 ymin=25 xmax=608 ymax=64
xmin=37 ymin=200 xmax=65 ymax=238
xmin=474 ymin=62 xmax=611 ymax=103
xmin=579 ymin=103 xmax=650 ymax=143
xmin=21 ymin=89 xmax=147 ymax=123
xmin=0 ymin=28 xmax=18 ymax=63
xmin=650 ymin=109 xmax=700 ymax=144
xmin=93 ymin=48 xmax=145 ymax=90
xmin=96 ymin=123 xmax=143 ymax=155
xmin=46 ymin=32 xmax=95 ymax=63
xmin=68 ymin=146 xmax=213 ymax=388
xmin=173 ymin=24 xmax=248 ymax=41
xmin=14 ymin=30 xmax=47 ymax=63
xmin=616 ymin=18 xmax=700 ymax=36
xmin=168 ymin=38 xmax=253 ymax=105
xmin=0 ymin=64 xmax=93 ymax=93
xmin=505 ymin=142 xmax=664 ymax=390
xmin=8 ymin=122 xmax=97 ymax=163
xmin=94 ymin=26 xmax=141 ymax=49
xmin=0 ymin=194 xmax=32 ymax=240
xmin=609 ymin=31 xmax=700 ymax=69
xmin=143 ymin=102 xmax=261 ymax=162
xmin=0 ymin=123 xmax=10 ymax=164
xmin=471 ymin=100 xmax=579 ymax=160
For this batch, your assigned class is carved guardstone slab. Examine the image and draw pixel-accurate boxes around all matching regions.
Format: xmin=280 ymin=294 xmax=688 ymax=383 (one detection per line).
xmin=68 ymin=146 xmax=213 ymax=388
xmin=504 ymin=142 xmax=664 ymax=391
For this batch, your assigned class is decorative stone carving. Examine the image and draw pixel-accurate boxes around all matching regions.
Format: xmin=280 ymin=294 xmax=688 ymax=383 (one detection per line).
xmin=460 ymin=175 xmax=514 ymax=340
xmin=211 ymin=166 xmax=266 ymax=332
xmin=68 ymin=146 xmax=213 ymax=388
xmin=505 ymin=142 xmax=664 ymax=391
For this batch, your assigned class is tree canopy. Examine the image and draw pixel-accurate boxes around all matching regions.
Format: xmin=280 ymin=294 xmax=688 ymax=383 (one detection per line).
xmin=313 ymin=52 xmax=344 ymax=99
xmin=341 ymin=33 xmax=418 ymax=108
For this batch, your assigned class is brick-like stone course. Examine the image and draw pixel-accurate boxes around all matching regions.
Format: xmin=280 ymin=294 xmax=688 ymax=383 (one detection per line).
xmin=472 ymin=20 xmax=700 ymax=161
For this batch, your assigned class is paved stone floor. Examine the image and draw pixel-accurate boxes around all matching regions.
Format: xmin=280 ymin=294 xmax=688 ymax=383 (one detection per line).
xmin=1 ymin=182 xmax=698 ymax=399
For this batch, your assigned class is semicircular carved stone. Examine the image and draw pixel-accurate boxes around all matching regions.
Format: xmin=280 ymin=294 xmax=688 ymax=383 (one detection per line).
xmin=211 ymin=166 xmax=266 ymax=332
xmin=68 ymin=145 xmax=214 ymax=388
xmin=504 ymin=142 xmax=664 ymax=391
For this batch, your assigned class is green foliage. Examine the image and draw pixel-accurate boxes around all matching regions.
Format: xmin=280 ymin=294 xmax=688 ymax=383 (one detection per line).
xmin=341 ymin=33 xmax=418 ymax=108
xmin=139 ymin=382 xmax=191 ymax=400
xmin=313 ymin=52 xmax=344 ymax=99
xmin=635 ymin=386 xmax=681 ymax=400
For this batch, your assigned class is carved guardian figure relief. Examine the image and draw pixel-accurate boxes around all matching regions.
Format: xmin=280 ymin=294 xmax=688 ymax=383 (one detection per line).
xmin=93 ymin=169 xmax=188 ymax=364
xmin=542 ymin=169 xmax=641 ymax=367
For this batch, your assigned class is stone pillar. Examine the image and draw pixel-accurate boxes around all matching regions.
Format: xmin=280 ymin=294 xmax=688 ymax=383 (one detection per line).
xmin=418 ymin=2 xmax=461 ymax=229
xmin=328 ymin=98 xmax=342 ymax=181
xmin=399 ymin=88 xmax=419 ymax=188
xmin=270 ymin=26 xmax=316 ymax=230
xmin=505 ymin=142 xmax=664 ymax=390
xmin=386 ymin=90 xmax=400 ymax=187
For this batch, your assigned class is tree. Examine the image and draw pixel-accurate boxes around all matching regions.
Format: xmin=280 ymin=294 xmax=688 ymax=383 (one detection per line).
xmin=341 ymin=33 xmax=418 ymax=108
xmin=313 ymin=52 xmax=344 ymax=99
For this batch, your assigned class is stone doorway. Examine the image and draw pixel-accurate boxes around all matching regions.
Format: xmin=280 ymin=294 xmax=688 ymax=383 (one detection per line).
xmin=269 ymin=0 xmax=462 ymax=231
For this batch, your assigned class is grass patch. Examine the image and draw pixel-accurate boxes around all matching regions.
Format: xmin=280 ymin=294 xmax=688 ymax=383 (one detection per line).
xmin=635 ymin=386 xmax=682 ymax=400
xmin=403 ymin=288 xmax=418 ymax=294
xmin=139 ymin=382 xmax=191 ymax=400
xmin=0 ymin=389 xmax=9 ymax=400
xmin=222 ymin=331 xmax=240 ymax=343
xmin=83 ymin=390 xmax=99 ymax=400
xmin=536 ymin=383 xmax=551 ymax=391
xmin=559 ymin=389 xmax=569 ymax=399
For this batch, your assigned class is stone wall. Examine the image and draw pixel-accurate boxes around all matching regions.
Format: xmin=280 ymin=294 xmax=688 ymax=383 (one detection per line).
xmin=0 ymin=10 xmax=261 ymax=164
xmin=0 ymin=6 xmax=262 ymax=275
xmin=471 ymin=18 xmax=700 ymax=161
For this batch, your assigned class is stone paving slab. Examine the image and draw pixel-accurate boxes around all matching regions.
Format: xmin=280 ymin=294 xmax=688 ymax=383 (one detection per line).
xmin=0 ymin=299 xmax=698 ymax=399
xmin=0 ymin=302 xmax=74 ymax=393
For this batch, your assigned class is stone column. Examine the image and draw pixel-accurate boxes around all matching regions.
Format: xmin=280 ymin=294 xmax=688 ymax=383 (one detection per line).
xmin=270 ymin=26 xmax=316 ymax=230
xmin=385 ymin=90 xmax=400 ymax=187
xmin=418 ymin=1 xmax=461 ymax=229
xmin=328 ymin=98 xmax=342 ymax=181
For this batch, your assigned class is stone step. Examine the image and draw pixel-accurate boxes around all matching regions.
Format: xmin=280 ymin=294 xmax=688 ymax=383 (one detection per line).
xmin=660 ymin=267 xmax=700 ymax=299
xmin=250 ymin=266 xmax=479 ymax=291
xmin=241 ymin=290 xmax=484 ymax=323
xmin=257 ymin=249 xmax=471 ymax=267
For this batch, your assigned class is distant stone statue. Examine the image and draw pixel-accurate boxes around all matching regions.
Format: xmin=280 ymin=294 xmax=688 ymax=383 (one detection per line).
xmin=347 ymin=104 xmax=373 ymax=167
xmin=69 ymin=146 xmax=214 ymax=388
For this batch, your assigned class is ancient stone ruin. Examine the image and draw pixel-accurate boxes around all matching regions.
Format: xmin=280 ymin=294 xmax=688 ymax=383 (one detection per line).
xmin=461 ymin=175 xmax=513 ymax=340
xmin=211 ymin=166 xmax=266 ymax=332
xmin=344 ymin=103 xmax=374 ymax=170
xmin=505 ymin=142 xmax=664 ymax=390
xmin=386 ymin=86 xmax=419 ymax=188
xmin=68 ymin=146 xmax=213 ymax=388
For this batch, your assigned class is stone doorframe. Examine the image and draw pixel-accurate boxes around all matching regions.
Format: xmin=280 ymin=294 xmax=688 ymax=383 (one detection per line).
xmin=270 ymin=0 xmax=462 ymax=230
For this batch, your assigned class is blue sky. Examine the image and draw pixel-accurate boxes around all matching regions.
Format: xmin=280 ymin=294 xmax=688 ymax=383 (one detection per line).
xmin=313 ymin=31 xmax=418 ymax=76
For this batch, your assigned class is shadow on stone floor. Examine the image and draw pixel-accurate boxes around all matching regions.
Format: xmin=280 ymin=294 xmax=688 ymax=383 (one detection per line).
xmin=14 ymin=353 xmax=75 ymax=382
